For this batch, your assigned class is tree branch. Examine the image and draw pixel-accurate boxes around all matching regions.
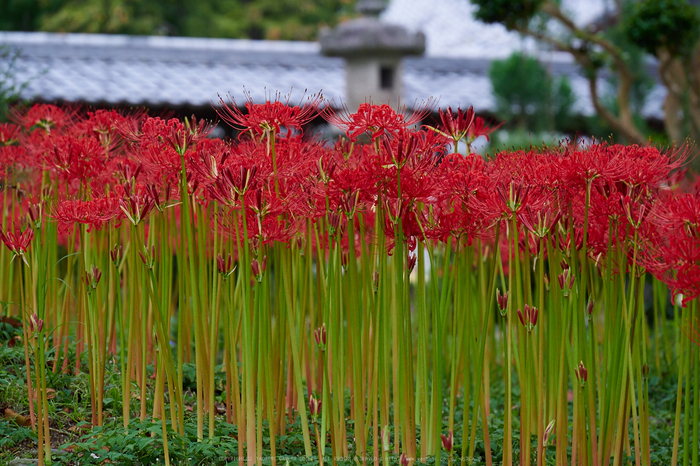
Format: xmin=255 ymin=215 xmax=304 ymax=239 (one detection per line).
xmin=515 ymin=25 xmax=646 ymax=144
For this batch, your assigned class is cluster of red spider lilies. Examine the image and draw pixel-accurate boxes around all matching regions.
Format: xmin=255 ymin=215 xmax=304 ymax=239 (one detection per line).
xmin=0 ymin=95 xmax=698 ymax=466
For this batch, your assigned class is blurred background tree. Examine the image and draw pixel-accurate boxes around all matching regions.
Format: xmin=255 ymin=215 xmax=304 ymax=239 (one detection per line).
xmin=489 ymin=51 xmax=575 ymax=133
xmin=0 ymin=0 xmax=354 ymax=41
xmin=487 ymin=51 xmax=577 ymax=152
xmin=470 ymin=0 xmax=700 ymax=146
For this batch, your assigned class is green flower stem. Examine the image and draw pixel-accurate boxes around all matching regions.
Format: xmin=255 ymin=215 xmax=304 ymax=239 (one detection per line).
xmin=179 ymin=150 xmax=206 ymax=442
xmin=280 ymin=248 xmax=313 ymax=458
xmin=683 ymin=307 xmax=692 ymax=466
xmin=692 ymin=298 xmax=700 ymax=466
xmin=416 ymin=239 xmax=429 ymax=460
xmin=465 ymin=233 xmax=500 ymax=466
xmin=671 ymin=298 xmax=687 ymax=466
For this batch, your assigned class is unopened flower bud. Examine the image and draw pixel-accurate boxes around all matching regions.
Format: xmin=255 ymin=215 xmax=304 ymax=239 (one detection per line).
xmin=382 ymin=425 xmax=390 ymax=452
xmin=406 ymin=254 xmax=417 ymax=273
xmin=575 ymin=361 xmax=587 ymax=387
xmin=217 ymin=252 xmax=236 ymax=279
xmin=314 ymin=324 xmax=327 ymax=351
xmin=543 ymin=419 xmax=556 ymax=446
xmin=441 ymin=430 xmax=453 ymax=452
xmin=517 ymin=304 xmax=538 ymax=332
xmin=138 ymin=245 xmax=155 ymax=269
xmin=543 ymin=273 xmax=550 ymax=291
xmin=558 ymin=270 xmax=575 ymax=297
xmin=497 ymin=289 xmax=509 ymax=316
xmin=400 ymin=453 xmax=409 ymax=466
xmin=27 ymin=202 xmax=42 ymax=228
xmin=110 ymin=244 xmax=121 ymax=266
xmin=84 ymin=265 xmax=102 ymax=292
xmin=587 ymin=298 xmax=594 ymax=316
xmin=29 ymin=313 xmax=44 ymax=334
xmin=251 ymin=255 xmax=267 ymax=282
xmin=328 ymin=212 xmax=341 ymax=235
xmin=309 ymin=395 xmax=321 ymax=420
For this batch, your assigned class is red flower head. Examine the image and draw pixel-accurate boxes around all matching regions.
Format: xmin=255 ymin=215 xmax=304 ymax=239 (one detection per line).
xmin=42 ymin=135 xmax=106 ymax=185
xmin=51 ymin=196 xmax=123 ymax=232
xmin=13 ymin=104 xmax=75 ymax=132
xmin=324 ymin=100 xmax=434 ymax=141
xmin=216 ymin=90 xmax=322 ymax=137
xmin=0 ymin=226 xmax=34 ymax=265
xmin=0 ymin=123 xmax=21 ymax=146
xmin=427 ymin=105 xmax=475 ymax=149
xmin=77 ymin=109 xmax=133 ymax=152
xmin=468 ymin=116 xmax=503 ymax=142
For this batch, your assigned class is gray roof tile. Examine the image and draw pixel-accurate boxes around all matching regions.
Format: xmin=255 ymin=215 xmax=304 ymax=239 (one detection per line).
xmin=1 ymin=31 xmax=663 ymax=117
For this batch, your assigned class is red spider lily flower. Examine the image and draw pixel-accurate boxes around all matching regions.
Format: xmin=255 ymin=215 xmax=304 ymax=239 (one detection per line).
xmin=207 ymin=166 xmax=259 ymax=206
xmin=614 ymin=144 xmax=688 ymax=189
xmin=0 ymin=123 xmax=21 ymax=146
xmin=118 ymin=184 xmax=156 ymax=226
xmin=163 ymin=116 xmax=213 ymax=155
xmin=427 ymin=106 xmax=475 ymax=149
xmin=145 ymin=183 xmax=177 ymax=212
xmin=216 ymin=90 xmax=322 ymax=137
xmin=655 ymin=191 xmax=700 ymax=235
xmin=519 ymin=203 xmax=563 ymax=239
xmin=621 ymin=194 xmax=652 ymax=229
xmin=187 ymin=138 xmax=231 ymax=187
xmin=135 ymin=140 xmax=182 ymax=185
xmin=13 ymin=103 xmax=75 ymax=132
xmin=324 ymin=101 xmax=434 ymax=141
xmin=0 ymin=226 xmax=34 ymax=266
xmin=51 ymin=196 xmax=123 ymax=232
xmin=77 ymin=109 xmax=134 ymax=151
xmin=672 ymin=264 xmax=700 ymax=305
xmin=467 ymin=116 xmax=503 ymax=142
xmin=652 ymin=191 xmax=700 ymax=304
xmin=42 ymin=135 xmax=106 ymax=185
xmin=380 ymin=131 xmax=420 ymax=169
xmin=494 ymin=181 xmax=532 ymax=217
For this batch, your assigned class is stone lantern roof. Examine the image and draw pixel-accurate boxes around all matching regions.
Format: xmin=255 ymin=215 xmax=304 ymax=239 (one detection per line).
xmin=319 ymin=1 xmax=425 ymax=57
xmin=318 ymin=0 xmax=426 ymax=110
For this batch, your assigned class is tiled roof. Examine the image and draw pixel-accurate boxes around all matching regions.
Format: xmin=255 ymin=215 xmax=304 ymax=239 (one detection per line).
xmin=1 ymin=31 xmax=663 ymax=117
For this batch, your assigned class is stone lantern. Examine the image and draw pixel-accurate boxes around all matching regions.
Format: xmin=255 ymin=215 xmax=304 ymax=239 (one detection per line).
xmin=319 ymin=0 xmax=426 ymax=111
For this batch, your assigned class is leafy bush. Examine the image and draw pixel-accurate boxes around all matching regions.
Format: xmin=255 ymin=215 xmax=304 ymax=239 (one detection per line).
xmin=489 ymin=52 xmax=575 ymax=133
